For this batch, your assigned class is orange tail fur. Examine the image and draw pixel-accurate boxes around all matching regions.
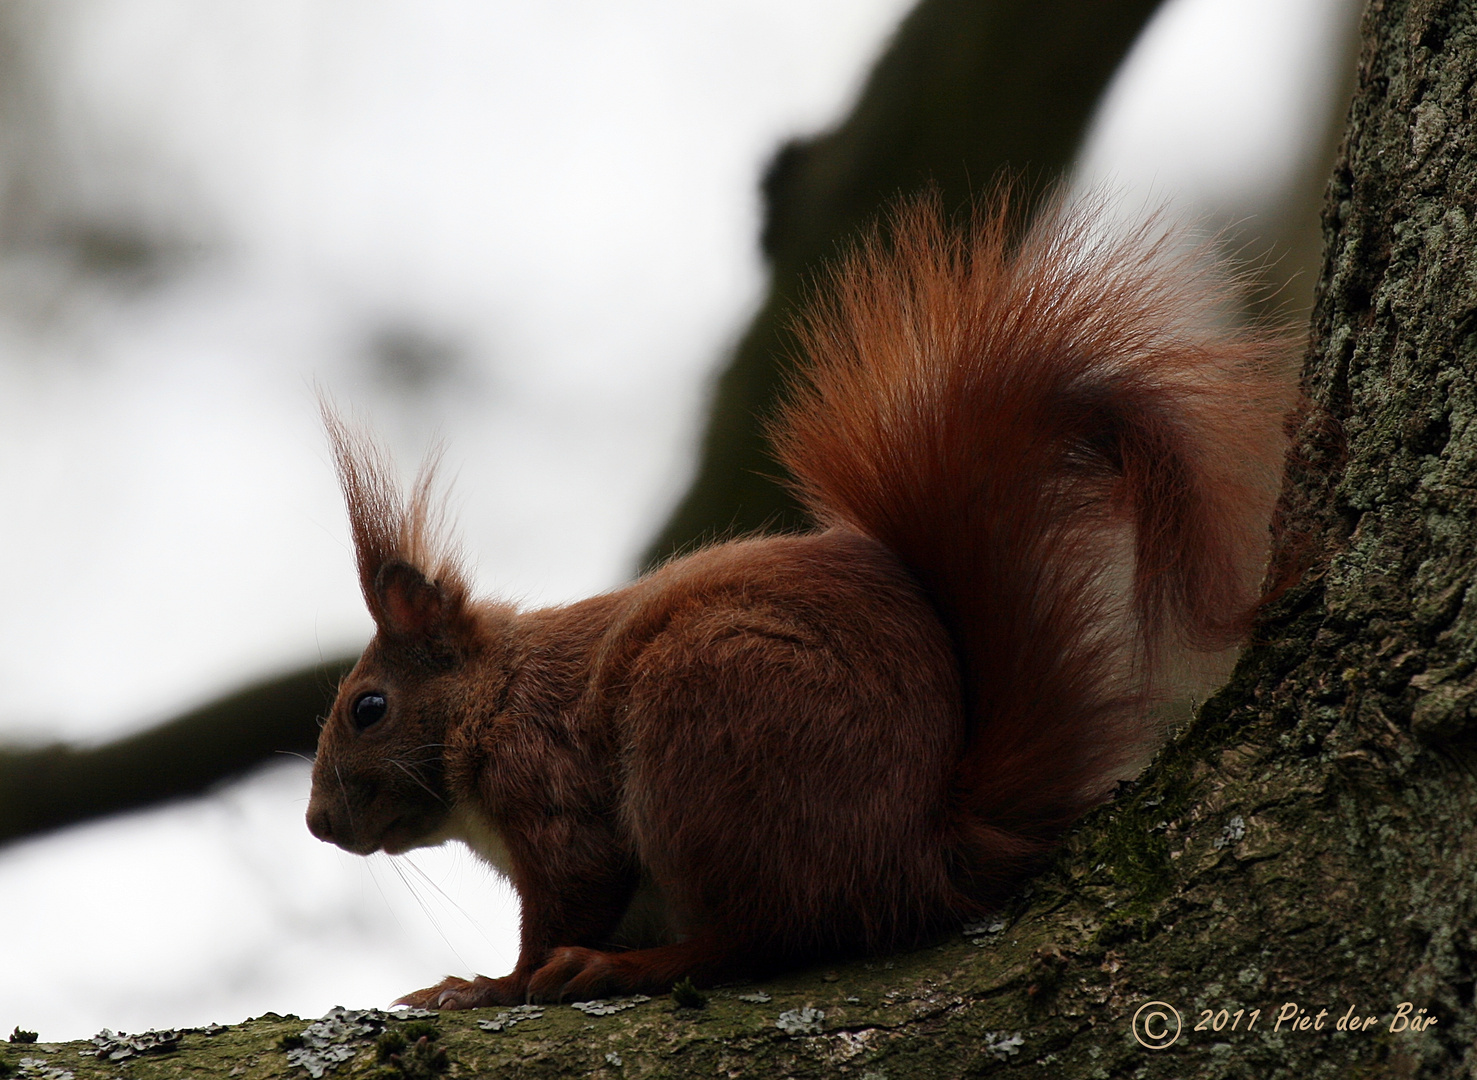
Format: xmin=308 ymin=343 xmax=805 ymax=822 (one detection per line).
xmin=773 ymin=195 xmax=1295 ymax=893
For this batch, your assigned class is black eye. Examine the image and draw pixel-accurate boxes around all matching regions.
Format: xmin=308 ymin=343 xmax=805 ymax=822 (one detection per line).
xmin=352 ymin=692 xmax=388 ymax=730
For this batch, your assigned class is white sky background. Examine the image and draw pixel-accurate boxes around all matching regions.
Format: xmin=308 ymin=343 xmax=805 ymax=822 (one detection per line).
xmin=0 ymin=0 xmax=1360 ymax=1041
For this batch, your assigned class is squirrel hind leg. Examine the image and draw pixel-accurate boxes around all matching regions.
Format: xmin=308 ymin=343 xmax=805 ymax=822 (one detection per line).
xmin=526 ymin=932 xmax=742 ymax=1002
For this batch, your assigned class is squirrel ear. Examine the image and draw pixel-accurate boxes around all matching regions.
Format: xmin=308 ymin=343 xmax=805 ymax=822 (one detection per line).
xmin=373 ymin=559 xmax=454 ymax=641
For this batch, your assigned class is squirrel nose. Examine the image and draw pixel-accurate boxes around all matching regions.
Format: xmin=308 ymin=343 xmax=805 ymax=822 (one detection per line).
xmin=306 ymin=802 xmax=336 ymax=843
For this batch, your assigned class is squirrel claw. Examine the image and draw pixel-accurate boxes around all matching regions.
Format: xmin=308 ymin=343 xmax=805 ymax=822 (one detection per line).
xmin=395 ymin=974 xmax=525 ymax=1010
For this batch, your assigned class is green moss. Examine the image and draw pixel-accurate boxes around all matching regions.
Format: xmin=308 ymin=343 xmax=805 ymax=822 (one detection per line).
xmin=372 ymin=1023 xmax=447 ymax=1080
xmin=671 ymin=978 xmax=708 ymax=1009
xmin=375 ymin=1030 xmax=407 ymax=1062
xmin=1067 ymin=788 xmax=1186 ymax=951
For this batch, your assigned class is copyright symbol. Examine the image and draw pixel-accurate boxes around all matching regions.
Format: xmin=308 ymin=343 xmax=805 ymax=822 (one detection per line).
xmin=1132 ymin=1001 xmax=1181 ymax=1049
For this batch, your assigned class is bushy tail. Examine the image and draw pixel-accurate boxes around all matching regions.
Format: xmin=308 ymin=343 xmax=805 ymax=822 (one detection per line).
xmin=771 ymin=194 xmax=1296 ymax=895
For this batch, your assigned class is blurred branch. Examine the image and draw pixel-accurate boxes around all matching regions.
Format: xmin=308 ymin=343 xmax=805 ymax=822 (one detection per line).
xmin=640 ymin=0 xmax=1169 ymax=567
xmin=0 ymin=657 xmax=356 ymax=848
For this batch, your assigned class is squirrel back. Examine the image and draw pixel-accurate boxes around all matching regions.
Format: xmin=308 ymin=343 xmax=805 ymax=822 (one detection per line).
xmin=772 ymin=194 xmax=1294 ymax=895
xmin=307 ymin=194 xmax=1297 ymax=1007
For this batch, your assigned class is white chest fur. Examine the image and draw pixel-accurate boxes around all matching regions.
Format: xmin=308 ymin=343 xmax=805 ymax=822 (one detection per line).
xmin=432 ymin=804 xmax=677 ymax=948
xmin=440 ymin=804 xmax=516 ymax=877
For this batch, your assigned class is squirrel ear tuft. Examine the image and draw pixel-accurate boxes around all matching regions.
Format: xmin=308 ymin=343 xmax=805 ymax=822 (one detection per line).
xmin=323 ymin=402 xmax=474 ymax=651
xmin=373 ymin=559 xmax=456 ymax=642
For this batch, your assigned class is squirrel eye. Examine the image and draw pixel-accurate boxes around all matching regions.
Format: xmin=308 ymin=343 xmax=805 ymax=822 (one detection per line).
xmin=352 ymin=692 xmax=389 ymax=730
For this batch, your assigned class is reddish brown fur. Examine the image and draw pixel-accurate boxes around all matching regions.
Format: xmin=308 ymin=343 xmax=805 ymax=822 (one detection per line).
xmin=305 ymin=195 xmax=1296 ymax=1007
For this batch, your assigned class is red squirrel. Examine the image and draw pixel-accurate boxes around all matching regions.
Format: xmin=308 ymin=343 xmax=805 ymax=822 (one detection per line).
xmin=305 ymin=195 xmax=1295 ymax=1008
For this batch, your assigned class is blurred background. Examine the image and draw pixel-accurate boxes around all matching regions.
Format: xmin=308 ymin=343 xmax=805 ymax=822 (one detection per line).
xmin=0 ymin=0 xmax=1358 ymax=1041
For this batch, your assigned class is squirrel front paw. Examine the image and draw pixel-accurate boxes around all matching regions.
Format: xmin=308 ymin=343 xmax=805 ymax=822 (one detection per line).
xmin=394 ymin=973 xmax=527 ymax=1010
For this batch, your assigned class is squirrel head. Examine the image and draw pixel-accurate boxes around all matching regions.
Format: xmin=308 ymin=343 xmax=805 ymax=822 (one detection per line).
xmin=306 ymin=412 xmax=508 ymax=856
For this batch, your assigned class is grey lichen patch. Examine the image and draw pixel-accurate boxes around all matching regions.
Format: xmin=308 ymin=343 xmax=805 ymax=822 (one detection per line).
xmin=982 ymin=1030 xmax=1024 ymax=1060
xmin=774 ymin=1007 xmax=825 ymax=1036
xmin=475 ymin=1005 xmax=544 ymax=1032
xmin=283 ymin=1007 xmax=436 ymax=1078
xmin=13 ymin=1061 xmax=72 ymax=1080
xmin=962 ymin=918 xmax=1008 ymax=946
xmin=1211 ymin=815 xmax=1247 ymax=850
xmin=569 ymin=996 xmax=650 ymax=1018
xmin=1411 ymin=98 xmax=1450 ymax=161
xmin=85 ymin=1029 xmax=180 ymax=1062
